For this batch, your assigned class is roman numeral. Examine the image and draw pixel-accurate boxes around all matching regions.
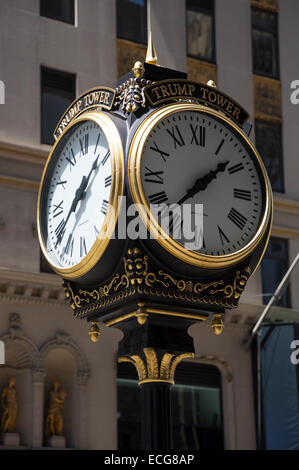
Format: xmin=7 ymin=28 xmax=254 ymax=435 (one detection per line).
xmin=215 ymin=139 xmax=225 ymax=156
xmin=64 ymin=233 xmax=74 ymax=256
xmin=101 ymin=150 xmax=110 ymax=166
xmin=190 ymin=124 xmax=206 ymax=146
xmin=228 ymin=208 xmax=247 ymax=230
xmin=148 ymin=191 xmax=168 ymax=205
xmin=217 ymin=225 xmax=230 ymax=245
xmin=144 ymin=167 xmax=164 ymax=184
xmin=56 ymin=177 xmax=67 ymax=189
xmin=150 ymin=142 xmax=170 ymax=162
xmin=94 ymin=133 xmax=101 ymax=154
xmin=55 ymin=219 xmax=66 ymax=240
xmin=53 ymin=200 xmax=64 ymax=218
xmin=66 ymin=148 xmax=76 ymax=169
xmin=228 ymin=163 xmax=244 ymax=174
xmin=234 ymin=189 xmax=252 ymax=201
xmin=101 ymin=199 xmax=109 ymax=215
xmin=166 ymin=125 xmax=185 ymax=148
xmin=79 ymin=134 xmax=89 ymax=156
xmin=105 ymin=175 xmax=112 ymax=187
xmin=80 ymin=236 xmax=87 ymax=257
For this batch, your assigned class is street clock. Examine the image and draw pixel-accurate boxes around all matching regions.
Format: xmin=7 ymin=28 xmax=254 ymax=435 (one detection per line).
xmin=37 ymin=61 xmax=273 ymax=322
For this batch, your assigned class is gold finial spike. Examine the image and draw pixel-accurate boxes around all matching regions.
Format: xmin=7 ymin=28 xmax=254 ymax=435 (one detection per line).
xmin=145 ymin=31 xmax=159 ymax=66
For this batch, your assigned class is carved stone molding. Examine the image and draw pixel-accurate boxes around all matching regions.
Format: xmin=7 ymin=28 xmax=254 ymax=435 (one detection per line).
xmin=0 ymin=268 xmax=67 ymax=307
xmin=40 ymin=333 xmax=90 ymax=381
xmin=187 ymin=58 xmax=217 ymax=86
xmin=118 ymin=348 xmax=194 ymax=385
xmin=196 ymin=355 xmax=233 ymax=382
xmin=77 ymin=370 xmax=90 ymax=387
xmin=31 ymin=368 xmax=46 ymax=383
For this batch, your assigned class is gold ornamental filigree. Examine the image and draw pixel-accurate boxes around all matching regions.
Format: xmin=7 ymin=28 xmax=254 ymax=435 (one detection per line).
xmin=114 ymin=67 xmax=153 ymax=113
xmin=63 ymin=248 xmax=251 ymax=318
xmin=118 ymin=348 xmax=194 ymax=385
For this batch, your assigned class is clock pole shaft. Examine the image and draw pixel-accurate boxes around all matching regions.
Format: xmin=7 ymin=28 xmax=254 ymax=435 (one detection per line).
xmin=140 ymin=381 xmax=173 ymax=450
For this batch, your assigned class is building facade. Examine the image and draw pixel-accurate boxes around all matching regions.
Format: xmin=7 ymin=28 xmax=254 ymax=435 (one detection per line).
xmin=0 ymin=0 xmax=298 ymax=449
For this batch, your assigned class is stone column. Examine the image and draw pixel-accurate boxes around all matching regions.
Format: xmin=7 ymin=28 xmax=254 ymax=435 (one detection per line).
xmin=31 ymin=368 xmax=46 ymax=448
xmin=77 ymin=370 xmax=90 ymax=449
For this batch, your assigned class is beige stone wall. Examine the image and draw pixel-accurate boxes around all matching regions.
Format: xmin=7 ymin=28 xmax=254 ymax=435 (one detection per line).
xmin=0 ymin=0 xmax=299 ymax=450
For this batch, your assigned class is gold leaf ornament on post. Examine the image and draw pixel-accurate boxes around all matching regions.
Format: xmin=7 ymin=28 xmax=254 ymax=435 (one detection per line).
xmin=118 ymin=348 xmax=194 ymax=385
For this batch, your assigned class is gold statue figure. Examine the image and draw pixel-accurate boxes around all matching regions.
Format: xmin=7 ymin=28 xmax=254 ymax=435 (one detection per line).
xmin=45 ymin=382 xmax=67 ymax=436
xmin=1 ymin=377 xmax=18 ymax=433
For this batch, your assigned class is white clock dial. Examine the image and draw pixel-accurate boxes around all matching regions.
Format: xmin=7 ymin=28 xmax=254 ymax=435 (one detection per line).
xmin=43 ymin=119 xmax=112 ymax=268
xmin=140 ymin=109 xmax=264 ymax=256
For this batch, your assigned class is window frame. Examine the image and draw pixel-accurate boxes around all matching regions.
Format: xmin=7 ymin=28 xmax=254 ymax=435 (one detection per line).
xmin=117 ymin=360 xmax=224 ymax=450
xmin=40 ymin=66 xmax=76 ymax=146
xmin=186 ymin=0 xmax=216 ymax=64
xmin=116 ymin=0 xmax=148 ymax=45
xmin=254 ymin=118 xmax=285 ymax=194
xmin=40 ymin=0 xmax=76 ymax=25
xmin=261 ymin=237 xmax=291 ymax=308
xmin=251 ymin=7 xmax=280 ymax=80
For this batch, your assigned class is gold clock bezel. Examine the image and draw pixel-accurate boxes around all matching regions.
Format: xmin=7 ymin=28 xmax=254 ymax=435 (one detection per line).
xmin=128 ymin=103 xmax=272 ymax=269
xmin=37 ymin=111 xmax=124 ymax=279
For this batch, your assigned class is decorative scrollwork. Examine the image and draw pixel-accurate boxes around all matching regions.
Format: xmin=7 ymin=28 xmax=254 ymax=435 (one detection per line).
xmin=63 ymin=247 xmax=251 ymax=318
xmin=114 ymin=61 xmax=153 ymax=114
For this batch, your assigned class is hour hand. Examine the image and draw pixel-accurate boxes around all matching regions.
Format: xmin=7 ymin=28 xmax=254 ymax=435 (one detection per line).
xmin=176 ymin=161 xmax=230 ymax=205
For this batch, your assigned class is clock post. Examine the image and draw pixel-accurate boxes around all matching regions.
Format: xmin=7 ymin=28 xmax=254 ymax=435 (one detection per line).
xmin=38 ymin=35 xmax=273 ymax=450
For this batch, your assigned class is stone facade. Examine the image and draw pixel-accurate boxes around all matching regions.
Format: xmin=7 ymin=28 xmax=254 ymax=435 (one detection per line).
xmin=0 ymin=0 xmax=299 ymax=450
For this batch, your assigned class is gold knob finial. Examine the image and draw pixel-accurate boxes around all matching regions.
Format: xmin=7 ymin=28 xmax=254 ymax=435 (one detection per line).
xmin=145 ymin=31 xmax=159 ymax=66
xmin=88 ymin=321 xmax=100 ymax=343
xmin=212 ymin=314 xmax=224 ymax=336
xmin=207 ymin=80 xmax=217 ymax=88
xmin=132 ymin=61 xmax=145 ymax=78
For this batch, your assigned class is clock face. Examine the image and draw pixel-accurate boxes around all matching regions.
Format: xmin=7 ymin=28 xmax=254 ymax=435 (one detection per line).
xmin=129 ymin=104 xmax=270 ymax=267
xmin=38 ymin=115 xmax=117 ymax=273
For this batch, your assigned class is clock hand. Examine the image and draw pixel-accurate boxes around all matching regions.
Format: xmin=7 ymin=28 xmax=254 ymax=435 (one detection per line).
xmin=176 ymin=161 xmax=230 ymax=206
xmin=55 ymin=154 xmax=102 ymax=248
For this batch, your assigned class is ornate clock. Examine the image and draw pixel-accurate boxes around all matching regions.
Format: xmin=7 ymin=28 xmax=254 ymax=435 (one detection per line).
xmin=128 ymin=103 xmax=272 ymax=270
xmin=37 ymin=111 xmax=124 ymax=281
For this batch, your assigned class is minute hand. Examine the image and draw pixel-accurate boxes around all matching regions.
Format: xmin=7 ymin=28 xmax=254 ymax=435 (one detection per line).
xmin=176 ymin=161 xmax=230 ymax=206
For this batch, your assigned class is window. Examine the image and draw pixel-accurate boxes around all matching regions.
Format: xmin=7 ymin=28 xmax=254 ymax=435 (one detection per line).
xmin=261 ymin=237 xmax=291 ymax=308
xmin=117 ymin=0 xmax=147 ymax=44
xmin=186 ymin=0 xmax=215 ymax=63
xmin=117 ymin=361 xmax=224 ymax=450
xmin=41 ymin=67 xmax=76 ymax=145
xmin=251 ymin=8 xmax=279 ymax=78
xmin=255 ymin=120 xmax=284 ymax=193
xmin=40 ymin=0 xmax=75 ymax=25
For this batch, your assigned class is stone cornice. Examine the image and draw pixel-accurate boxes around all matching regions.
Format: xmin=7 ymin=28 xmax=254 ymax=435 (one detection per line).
xmin=0 ymin=267 xmax=67 ymax=307
xmin=0 ymin=140 xmax=48 ymax=165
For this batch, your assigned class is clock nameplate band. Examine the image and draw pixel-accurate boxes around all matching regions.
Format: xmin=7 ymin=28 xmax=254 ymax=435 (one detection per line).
xmin=144 ymin=80 xmax=249 ymax=127
xmin=54 ymin=87 xmax=116 ymax=140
